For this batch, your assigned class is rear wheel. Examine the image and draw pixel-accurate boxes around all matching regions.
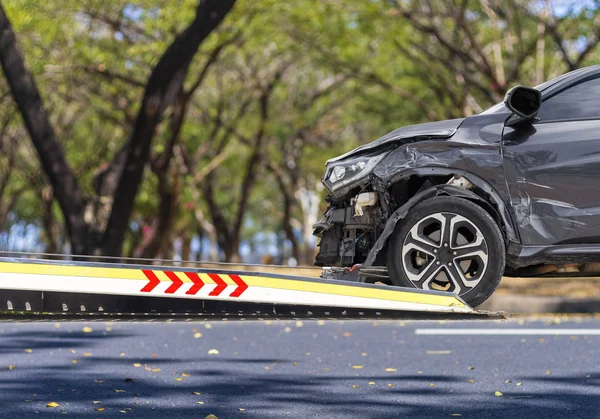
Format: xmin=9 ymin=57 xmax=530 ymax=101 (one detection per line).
xmin=387 ymin=196 xmax=505 ymax=307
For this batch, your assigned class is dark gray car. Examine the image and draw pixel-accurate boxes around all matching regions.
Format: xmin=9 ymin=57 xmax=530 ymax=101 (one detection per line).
xmin=314 ymin=65 xmax=600 ymax=306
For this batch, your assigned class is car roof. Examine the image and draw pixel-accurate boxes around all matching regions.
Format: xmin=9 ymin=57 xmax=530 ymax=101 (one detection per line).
xmin=536 ymin=64 xmax=600 ymax=93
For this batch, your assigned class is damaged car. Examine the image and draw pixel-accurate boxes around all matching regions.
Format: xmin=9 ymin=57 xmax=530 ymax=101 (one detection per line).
xmin=314 ymin=64 xmax=600 ymax=307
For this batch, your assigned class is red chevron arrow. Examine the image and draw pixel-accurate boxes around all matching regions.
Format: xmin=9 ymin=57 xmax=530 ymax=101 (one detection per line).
xmin=141 ymin=270 xmax=160 ymax=293
xmin=208 ymin=273 xmax=227 ymax=296
xmin=184 ymin=272 xmax=205 ymax=295
xmin=228 ymin=274 xmax=248 ymax=297
xmin=164 ymin=271 xmax=183 ymax=294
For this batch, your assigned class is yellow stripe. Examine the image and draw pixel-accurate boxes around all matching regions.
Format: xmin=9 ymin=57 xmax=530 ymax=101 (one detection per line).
xmin=241 ymin=276 xmax=465 ymax=308
xmin=0 ymin=261 xmax=465 ymax=308
xmin=0 ymin=261 xmax=146 ymax=280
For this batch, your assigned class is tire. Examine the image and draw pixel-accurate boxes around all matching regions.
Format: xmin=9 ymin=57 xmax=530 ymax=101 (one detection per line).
xmin=387 ymin=196 xmax=505 ymax=307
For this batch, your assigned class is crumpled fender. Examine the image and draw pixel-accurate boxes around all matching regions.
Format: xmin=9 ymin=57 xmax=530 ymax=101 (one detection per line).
xmin=363 ymin=184 xmax=512 ymax=266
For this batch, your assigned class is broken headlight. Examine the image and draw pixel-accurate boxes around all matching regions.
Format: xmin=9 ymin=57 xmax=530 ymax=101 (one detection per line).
xmin=323 ymin=152 xmax=388 ymax=194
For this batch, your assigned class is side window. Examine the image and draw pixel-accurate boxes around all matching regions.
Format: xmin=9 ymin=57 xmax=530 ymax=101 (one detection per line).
xmin=538 ymin=76 xmax=600 ymax=121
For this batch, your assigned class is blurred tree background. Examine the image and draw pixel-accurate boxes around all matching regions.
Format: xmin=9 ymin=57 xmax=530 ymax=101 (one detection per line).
xmin=0 ymin=0 xmax=598 ymax=264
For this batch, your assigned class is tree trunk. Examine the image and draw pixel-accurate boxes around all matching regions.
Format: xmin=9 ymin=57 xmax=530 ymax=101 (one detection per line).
xmin=139 ymin=169 xmax=179 ymax=259
xmin=0 ymin=2 xmax=88 ymax=254
xmin=101 ymin=0 xmax=237 ymax=256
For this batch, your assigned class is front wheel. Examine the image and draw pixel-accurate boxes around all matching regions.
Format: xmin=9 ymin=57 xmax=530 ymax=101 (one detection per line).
xmin=387 ymin=196 xmax=505 ymax=307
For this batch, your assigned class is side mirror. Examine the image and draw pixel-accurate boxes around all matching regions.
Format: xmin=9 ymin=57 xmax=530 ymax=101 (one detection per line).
xmin=503 ymin=86 xmax=541 ymax=125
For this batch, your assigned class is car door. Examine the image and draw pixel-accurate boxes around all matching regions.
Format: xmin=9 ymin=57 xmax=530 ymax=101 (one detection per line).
xmin=502 ymin=73 xmax=600 ymax=245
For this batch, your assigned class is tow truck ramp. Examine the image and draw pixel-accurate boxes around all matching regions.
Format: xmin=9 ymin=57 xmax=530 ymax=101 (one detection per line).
xmin=0 ymin=257 xmax=503 ymax=320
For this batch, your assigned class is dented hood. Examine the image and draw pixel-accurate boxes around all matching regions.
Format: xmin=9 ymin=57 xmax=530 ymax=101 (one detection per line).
xmin=328 ymin=117 xmax=465 ymax=163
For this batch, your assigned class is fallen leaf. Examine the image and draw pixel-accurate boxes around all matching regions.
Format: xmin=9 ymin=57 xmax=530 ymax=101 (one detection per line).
xmin=182 ymin=373 xmax=190 ymax=377
xmin=426 ymin=350 xmax=452 ymax=355
xmin=46 ymin=402 xmax=60 ymax=408
xmin=429 ymin=383 xmax=435 ymax=387
xmin=351 ymin=365 xmax=363 ymax=369
xmin=204 ymin=324 xmax=212 ymax=329
xmin=133 ymin=363 xmax=142 ymax=368
xmin=72 ymin=360 xmax=78 ymax=364
xmin=83 ymin=352 xmax=92 ymax=357
xmin=24 ymin=349 xmax=33 ymax=354
xmin=105 ymin=327 xmax=112 ymax=332
xmin=114 ymin=389 xmax=126 ymax=393
xmin=516 ymin=382 xmax=523 ymax=386
xmin=317 ymin=320 xmax=325 ymax=326
xmin=494 ymin=391 xmax=503 ymax=397
xmin=283 ymin=327 xmax=291 ymax=333
xmin=539 ymin=338 xmax=545 ymax=343
xmin=546 ymin=371 xmax=552 ymax=375
xmin=93 ymin=401 xmax=101 ymax=404
xmin=82 ymin=326 xmax=93 ymax=333
xmin=343 ymin=332 xmax=352 ymax=337
xmin=450 ymin=414 xmax=462 ymax=417
xmin=152 ymin=368 xmax=161 ymax=373
xmin=323 ymin=368 xmax=330 ymax=372
xmin=505 ymin=380 xmax=512 ymax=383
xmin=70 ymin=350 xmax=76 ymax=354
xmin=208 ymin=349 xmax=219 ymax=355
xmin=351 ymin=385 xmax=358 ymax=389
xmin=197 ymin=401 xmax=205 ymax=405
xmin=361 ymin=352 xmax=368 ymax=357
xmin=384 ymin=368 xmax=397 ymax=372
xmin=368 ymin=382 xmax=375 ymax=385
xmin=94 ymin=407 xmax=105 ymax=411
xmin=8 ymin=365 xmax=16 ymax=370
xmin=119 ymin=410 xmax=126 ymax=413
xmin=192 ymin=392 xmax=201 ymax=395
xmin=467 ymin=380 xmax=475 ymax=383
xmin=193 ymin=333 xmax=202 ymax=339
xmin=174 ymin=378 xmax=182 ymax=381
xmin=295 ymin=321 xmax=303 ymax=327
xmin=238 ymin=408 xmax=245 ymax=411
xmin=468 ymin=366 xmax=475 ymax=370
xmin=120 ymin=353 xmax=126 ymax=357
xmin=205 ymin=415 xmax=217 ymax=419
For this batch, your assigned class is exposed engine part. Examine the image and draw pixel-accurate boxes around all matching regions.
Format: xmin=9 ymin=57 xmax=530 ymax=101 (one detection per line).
xmin=355 ymin=230 xmax=375 ymax=258
xmin=321 ymin=265 xmax=390 ymax=283
xmin=314 ymin=224 xmax=342 ymax=267
xmin=352 ymin=192 xmax=378 ymax=216
xmin=446 ymin=176 xmax=475 ymax=190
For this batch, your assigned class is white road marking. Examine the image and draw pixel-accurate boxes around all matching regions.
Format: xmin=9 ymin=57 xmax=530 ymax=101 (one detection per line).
xmin=415 ymin=328 xmax=600 ymax=336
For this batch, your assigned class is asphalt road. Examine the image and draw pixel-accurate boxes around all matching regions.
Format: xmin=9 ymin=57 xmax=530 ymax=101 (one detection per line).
xmin=0 ymin=317 xmax=598 ymax=419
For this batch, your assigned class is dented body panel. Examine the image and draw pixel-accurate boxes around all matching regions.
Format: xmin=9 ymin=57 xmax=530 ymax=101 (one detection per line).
xmin=503 ymin=120 xmax=600 ymax=245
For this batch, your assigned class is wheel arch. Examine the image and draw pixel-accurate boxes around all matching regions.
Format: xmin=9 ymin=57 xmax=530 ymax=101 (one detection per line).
xmin=365 ymin=168 xmax=518 ymax=266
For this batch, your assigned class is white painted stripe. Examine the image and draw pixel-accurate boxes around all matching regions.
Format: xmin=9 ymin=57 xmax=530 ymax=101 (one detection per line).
xmin=415 ymin=328 xmax=600 ymax=335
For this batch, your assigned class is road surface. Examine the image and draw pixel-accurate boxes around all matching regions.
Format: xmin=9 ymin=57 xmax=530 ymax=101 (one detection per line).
xmin=0 ymin=317 xmax=598 ymax=418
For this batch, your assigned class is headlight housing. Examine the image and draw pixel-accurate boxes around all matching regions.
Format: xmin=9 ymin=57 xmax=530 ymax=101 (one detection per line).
xmin=323 ymin=152 xmax=388 ymax=194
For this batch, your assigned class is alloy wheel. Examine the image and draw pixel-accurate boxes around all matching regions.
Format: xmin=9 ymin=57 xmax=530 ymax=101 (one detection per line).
xmin=401 ymin=212 xmax=489 ymax=294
